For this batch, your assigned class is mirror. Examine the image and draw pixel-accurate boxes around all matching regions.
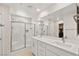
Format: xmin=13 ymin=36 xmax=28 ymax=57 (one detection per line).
xmin=58 ymin=23 xmax=64 ymax=38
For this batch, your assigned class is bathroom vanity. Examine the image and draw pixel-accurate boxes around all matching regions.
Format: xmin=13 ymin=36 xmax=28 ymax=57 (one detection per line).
xmin=32 ymin=36 xmax=79 ymax=56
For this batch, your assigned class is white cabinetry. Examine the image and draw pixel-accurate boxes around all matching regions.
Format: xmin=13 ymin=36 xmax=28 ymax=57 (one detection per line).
xmin=32 ymin=38 xmax=77 ymax=56
xmin=46 ymin=44 xmax=76 ymax=56
xmin=32 ymin=38 xmax=37 ymax=56
xmin=46 ymin=49 xmax=57 ymax=56
xmin=37 ymin=41 xmax=46 ymax=56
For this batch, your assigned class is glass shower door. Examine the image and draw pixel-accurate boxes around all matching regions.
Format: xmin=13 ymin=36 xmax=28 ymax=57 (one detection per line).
xmin=26 ymin=23 xmax=34 ymax=48
xmin=11 ymin=22 xmax=25 ymax=51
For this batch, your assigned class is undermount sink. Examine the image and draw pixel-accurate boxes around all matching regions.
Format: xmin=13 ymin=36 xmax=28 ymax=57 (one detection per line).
xmin=52 ymin=41 xmax=73 ymax=48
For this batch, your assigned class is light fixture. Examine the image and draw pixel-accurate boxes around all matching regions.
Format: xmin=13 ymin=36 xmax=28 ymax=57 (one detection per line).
xmin=36 ymin=8 xmax=40 ymax=12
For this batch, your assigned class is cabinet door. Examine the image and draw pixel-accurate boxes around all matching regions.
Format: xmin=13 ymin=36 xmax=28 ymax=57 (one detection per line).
xmin=38 ymin=48 xmax=45 ymax=56
xmin=12 ymin=23 xmax=25 ymax=51
xmin=37 ymin=41 xmax=46 ymax=56
xmin=46 ymin=44 xmax=76 ymax=56
xmin=38 ymin=41 xmax=46 ymax=48
xmin=32 ymin=39 xmax=37 ymax=56
xmin=46 ymin=49 xmax=57 ymax=56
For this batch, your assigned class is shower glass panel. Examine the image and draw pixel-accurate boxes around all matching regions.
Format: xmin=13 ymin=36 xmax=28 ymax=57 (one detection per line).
xmin=26 ymin=23 xmax=34 ymax=47
xmin=42 ymin=25 xmax=48 ymax=35
xmin=35 ymin=24 xmax=41 ymax=36
xmin=35 ymin=24 xmax=48 ymax=36
xmin=11 ymin=22 xmax=25 ymax=51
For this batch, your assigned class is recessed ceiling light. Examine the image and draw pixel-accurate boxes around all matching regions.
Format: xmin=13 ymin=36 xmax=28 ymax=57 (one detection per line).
xmin=36 ymin=8 xmax=40 ymax=12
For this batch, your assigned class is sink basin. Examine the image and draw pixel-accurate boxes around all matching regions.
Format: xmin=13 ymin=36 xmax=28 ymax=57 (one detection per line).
xmin=52 ymin=41 xmax=73 ymax=48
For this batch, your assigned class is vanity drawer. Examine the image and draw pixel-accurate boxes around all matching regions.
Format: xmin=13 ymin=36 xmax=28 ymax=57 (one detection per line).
xmin=38 ymin=41 xmax=46 ymax=48
xmin=46 ymin=44 xmax=76 ymax=56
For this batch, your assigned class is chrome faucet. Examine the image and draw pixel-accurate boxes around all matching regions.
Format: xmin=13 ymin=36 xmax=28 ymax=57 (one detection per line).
xmin=62 ymin=36 xmax=67 ymax=43
xmin=62 ymin=37 xmax=65 ymax=43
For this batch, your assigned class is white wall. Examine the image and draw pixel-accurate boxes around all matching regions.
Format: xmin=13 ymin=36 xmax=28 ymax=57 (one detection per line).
xmin=44 ymin=4 xmax=77 ymax=39
xmin=63 ymin=9 xmax=77 ymax=39
xmin=0 ymin=5 xmax=11 ymax=55
xmin=54 ymin=4 xmax=77 ymax=39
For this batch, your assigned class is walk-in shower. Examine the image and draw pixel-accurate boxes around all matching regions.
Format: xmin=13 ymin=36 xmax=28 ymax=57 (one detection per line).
xmin=10 ymin=15 xmax=48 ymax=52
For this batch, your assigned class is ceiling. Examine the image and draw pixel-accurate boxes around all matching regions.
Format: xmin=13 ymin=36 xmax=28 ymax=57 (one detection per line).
xmin=42 ymin=3 xmax=76 ymax=22
xmin=2 ymin=3 xmax=55 ymax=19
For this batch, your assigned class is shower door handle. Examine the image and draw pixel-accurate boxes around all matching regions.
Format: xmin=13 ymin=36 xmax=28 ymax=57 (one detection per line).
xmin=0 ymin=38 xmax=1 ymax=40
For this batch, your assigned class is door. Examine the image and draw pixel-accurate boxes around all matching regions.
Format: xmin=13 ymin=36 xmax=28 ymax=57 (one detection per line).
xmin=26 ymin=23 xmax=34 ymax=47
xmin=11 ymin=22 xmax=25 ymax=51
